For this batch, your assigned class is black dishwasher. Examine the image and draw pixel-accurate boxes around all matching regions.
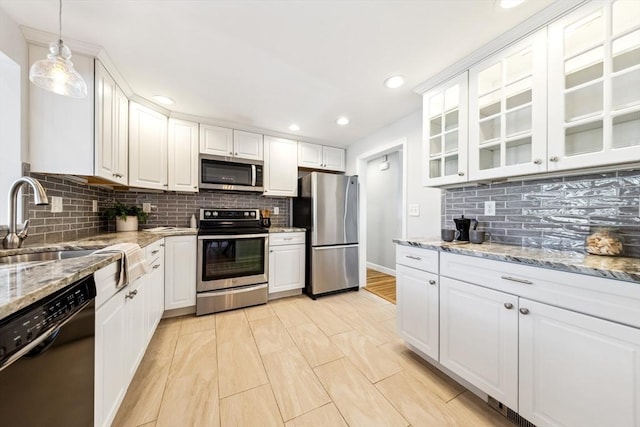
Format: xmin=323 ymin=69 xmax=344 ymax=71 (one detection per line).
xmin=0 ymin=274 xmax=96 ymax=427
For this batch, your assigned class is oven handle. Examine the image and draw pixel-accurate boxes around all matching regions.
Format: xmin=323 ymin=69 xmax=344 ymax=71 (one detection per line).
xmin=198 ymin=234 xmax=267 ymax=240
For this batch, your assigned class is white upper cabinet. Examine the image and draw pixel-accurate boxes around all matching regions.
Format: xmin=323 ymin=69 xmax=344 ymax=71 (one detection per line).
xmin=95 ymin=60 xmax=128 ymax=185
xmin=129 ymin=102 xmax=168 ymax=190
xmin=469 ymin=29 xmax=548 ymax=181
xmin=199 ymin=124 xmax=233 ymax=157
xmin=168 ymin=118 xmax=199 ymax=192
xmin=233 ymin=130 xmax=264 ymax=160
xmin=423 ymin=72 xmax=469 ymax=186
xmin=548 ymin=0 xmax=640 ymax=171
xmin=298 ymin=142 xmax=345 ymax=172
xmin=199 ymin=125 xmax=263 ymax=161
xmin=264 ymin=136 xmax=298 ymax=197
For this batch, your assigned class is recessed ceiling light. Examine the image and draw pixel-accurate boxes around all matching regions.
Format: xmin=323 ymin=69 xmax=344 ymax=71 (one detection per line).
xmin=384 ymin=75 xmax=405 ymax=89
xmin=336 ymin=116 xmax=350 ymax=126
xmin=152 ymin=95 xmax=174 ymax=105
xmin=288 ymin=124 xmax=300 ymax=132
xmin=498 ymin=0 xmax=525 ymax=9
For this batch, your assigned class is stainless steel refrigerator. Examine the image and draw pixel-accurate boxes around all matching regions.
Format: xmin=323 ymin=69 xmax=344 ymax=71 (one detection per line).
xmin=293 ymin=172 xmax=359 ymax=299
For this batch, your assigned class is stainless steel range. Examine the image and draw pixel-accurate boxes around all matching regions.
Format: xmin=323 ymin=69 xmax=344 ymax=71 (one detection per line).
xmin=196 ymin=208 xmax=269 ymax=315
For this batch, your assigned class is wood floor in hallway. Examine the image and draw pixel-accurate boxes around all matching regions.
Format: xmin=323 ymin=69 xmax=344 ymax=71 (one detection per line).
xmin=112 ymin=291 xmax=514 ymax=427
xmin=365 ymin=268 xmax=397 ymax=304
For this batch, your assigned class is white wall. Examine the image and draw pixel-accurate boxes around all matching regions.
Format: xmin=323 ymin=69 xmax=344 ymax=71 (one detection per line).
xmin=0 ymin=6 xmax=29 ymax=226
xmin=347 ymin=110 xmax=441 ymax=240
xmin=366 ymin=151 xmax=401 ymax=271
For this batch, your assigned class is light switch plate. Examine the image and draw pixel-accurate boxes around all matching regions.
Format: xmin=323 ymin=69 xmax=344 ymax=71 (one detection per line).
xmin=143 ymin=203 xmax=152 ymax=213
xmin=273 ymin=206 xmax=279 ymax=215
xmin=408 ymin=204 xmax=420 ymax=217
xmin=51 ymin=196 xmax=63 ymax=213
xmin=484 ymin=201 xmax=496 ymax=216
xmin=92 ymin=200 xmax=98 ymax=212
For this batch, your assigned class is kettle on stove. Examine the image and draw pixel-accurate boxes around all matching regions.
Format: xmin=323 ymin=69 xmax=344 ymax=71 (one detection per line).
xmin=453 ymin=215 xmax=471 ymax=241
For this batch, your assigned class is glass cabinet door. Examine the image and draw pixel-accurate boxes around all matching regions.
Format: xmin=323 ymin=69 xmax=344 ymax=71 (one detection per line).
xmin=548 ymin=0 xmax=640 ymax=171
xmin=422 ymin=72 xmax=468 ymax=187
xmin=468 ymin=29 xmax=547 ymax=181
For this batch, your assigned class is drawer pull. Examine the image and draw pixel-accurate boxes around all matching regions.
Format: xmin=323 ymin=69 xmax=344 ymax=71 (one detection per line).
xmin=501 ymin=275 xmax=533 ymax=285
xmin=125 ymin=289 xmax=138 ymax=299
xmin=283 ymin=237 xmax=293 ymax=240
xmin=160 ymin=244 xmax=165 ymax=247
xmin=151 ymin=250 xmax=160 ymax=255
xmin=519 ymin=308 xmax=530 ymax=315
xmin=504 ymin=302 xmax=513 ymax=310
xmin=406 ymin=255 xmax=422 ymax=261
xmin=428 ymin=279 xmax=436 ymax=285
xmin=152 ymin=264 xmax=160 ymax=269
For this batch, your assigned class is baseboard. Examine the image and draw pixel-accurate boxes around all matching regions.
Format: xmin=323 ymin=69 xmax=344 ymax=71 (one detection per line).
xmin=366 ymin=262 xmax=396 ymax=277
xmin=268 ymin=288 xmax=303 ymax=300
xmin=162 ymin=305 xmax=196 ymax=318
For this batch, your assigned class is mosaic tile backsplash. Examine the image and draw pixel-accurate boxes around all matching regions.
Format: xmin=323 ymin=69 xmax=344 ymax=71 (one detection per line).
xmin=442 ymin=169 xmax=640 ymax=257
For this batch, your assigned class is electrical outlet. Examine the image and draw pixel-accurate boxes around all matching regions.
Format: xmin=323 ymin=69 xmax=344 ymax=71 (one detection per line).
xmin=51 ymin=196 xmax=63 ymax=213
xmin=273 ymin=206 xmax=279 ymax=215
xmin=484 ymin=201 xmax=496 ymax=216
xmin=143 ymin=203 xmax=152 ymax=213
xmin=92 ymin=200 xmax=98 ymax=212
xmin=408 ymin=204 xmax=420 ymax=217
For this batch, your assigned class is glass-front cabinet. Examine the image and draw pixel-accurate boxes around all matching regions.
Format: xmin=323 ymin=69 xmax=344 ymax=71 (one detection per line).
xmin=468 ymin=29 xmax=548 ymax=181
xmin=422 ymin=72 xmax=468 ymax=186
xmin=548 ymin=0 xmax=640 ymax=171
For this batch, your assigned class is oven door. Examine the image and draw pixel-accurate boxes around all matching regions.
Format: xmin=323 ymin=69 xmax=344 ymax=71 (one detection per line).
xmin=197 ymin=234 xmax=268 ymax=292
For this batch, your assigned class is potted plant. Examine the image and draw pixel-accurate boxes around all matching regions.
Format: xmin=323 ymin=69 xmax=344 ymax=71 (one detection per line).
xmin=104 ymin=201 xmax=148 ymax=232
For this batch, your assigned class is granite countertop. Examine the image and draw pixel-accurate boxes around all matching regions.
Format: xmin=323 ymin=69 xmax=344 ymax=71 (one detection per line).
xmin=0 ymin=228 xmax=197 ymax=320
xmin=269 ymin=227 xmax=306 ymax=233
xmin=394 ymin=238 xmax=640 ymax=284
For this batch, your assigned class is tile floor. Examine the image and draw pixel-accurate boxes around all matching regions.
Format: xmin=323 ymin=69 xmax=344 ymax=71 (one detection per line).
xmin=113 ymin=290 xmax=514 ymax=427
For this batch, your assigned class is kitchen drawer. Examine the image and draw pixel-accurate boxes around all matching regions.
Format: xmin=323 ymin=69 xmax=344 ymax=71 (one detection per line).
xmin=440 ymin=252 xmax=640 ymax=328
xmin=145 ymin=239 xmax=164 ymax=265
xmin=396 ymin=245 xmax=438 ymax=273
xmin=270 ymin=232 xmax=305 ymax=246
xmin=94 ymin=261 xmax=121 ymax=309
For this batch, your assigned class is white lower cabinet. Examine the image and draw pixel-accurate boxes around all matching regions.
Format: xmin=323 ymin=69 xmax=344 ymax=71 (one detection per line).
xmin=439 ymin=277 xmax=519 ymax=410
xmin=123 ymin=277 xmax=147 ymax=383
xmin=164 ymin=235 xmax=197 ymax=311
xmin=396 ymin=264 xmax=439 ymax=360
xmin=145 ymin=239 xmax=165 ymax=344
xmin=519 ymin=298 xmax=640 ymax=427
xmin=268 ymin=232 xmax=305 ymax=296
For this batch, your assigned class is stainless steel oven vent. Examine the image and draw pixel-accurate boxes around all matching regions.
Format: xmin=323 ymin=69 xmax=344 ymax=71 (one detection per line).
xmin=487 ymin=396 xmax=537 ymax=427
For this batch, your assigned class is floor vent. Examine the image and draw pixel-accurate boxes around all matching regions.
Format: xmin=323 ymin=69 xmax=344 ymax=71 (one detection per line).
xmin=487 ymin=396 xmax=537 ymax=427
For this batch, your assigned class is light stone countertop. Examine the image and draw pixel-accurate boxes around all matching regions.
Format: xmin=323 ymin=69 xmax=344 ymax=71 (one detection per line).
xmin=0 ymin=228 xmax=197 ymax=320
xmin=394 ymin=238 xmax=640 ymax=284
xmin=268 ymin=227 xmax=306 ymax=233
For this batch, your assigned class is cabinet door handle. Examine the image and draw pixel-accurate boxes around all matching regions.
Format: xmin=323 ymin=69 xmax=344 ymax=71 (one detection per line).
xmin=405 ymin=255 xmax=422 ymax=261
xmin=549 ymin=156 xmax=559 ymax=162
xmin=125 ymin=289 xmax=138 ymax=299
xmin=519 ymin=308 xmax=530 ymax=315
xmin=533 ymin=159 xmax=542 ymax=165
xmin=504 ymin=302 xmax=513 ymax=309
xmin=457 ymin=171 xmax=465 ymax=176
xmin=151 ymin=250 xmax=159 ymax=255
xmin=283 ymin=237 xmax=293 ymax=240
xmin=229 ymin=151 xmax=233 ymax=155
xmin=152 ymin=264 xmax=160 ymax=269
xmin=194 ymin=186 xmax=198 ymax=189
xmin=160 ymin=244 xmax=165 ymax=247
xmin=235 ymin=152 xmax=238 ymax=156
xmin=501 ymin=275 xmax=533 ymax=285
xmin=428 ymin=279 xmax=436 ymax=285
xmin=269 ymin=250 xmax=273 ymax=253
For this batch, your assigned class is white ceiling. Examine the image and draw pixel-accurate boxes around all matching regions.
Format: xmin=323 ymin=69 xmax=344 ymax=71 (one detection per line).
xmin=0 ymin=0 xmax=554 ymax=146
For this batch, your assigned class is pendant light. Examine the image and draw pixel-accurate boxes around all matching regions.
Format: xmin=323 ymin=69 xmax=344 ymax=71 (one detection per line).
xmin=29 ymin=0 xmax=87 ymax=98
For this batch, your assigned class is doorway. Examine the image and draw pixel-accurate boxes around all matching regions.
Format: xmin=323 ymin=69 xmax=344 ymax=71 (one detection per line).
xmin=355 ymin=138 xmax=408 ymax=303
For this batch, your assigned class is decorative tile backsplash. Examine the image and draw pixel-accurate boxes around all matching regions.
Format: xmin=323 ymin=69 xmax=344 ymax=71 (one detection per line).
xmin=442 ymin=169 xmax=640 ymax=257
xmin=19 ymin=169 xmax=290 ymax=244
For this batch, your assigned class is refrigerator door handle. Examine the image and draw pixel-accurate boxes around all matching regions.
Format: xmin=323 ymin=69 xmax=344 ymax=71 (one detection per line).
xmin=313 ymin=244 xmax=358 ymax=250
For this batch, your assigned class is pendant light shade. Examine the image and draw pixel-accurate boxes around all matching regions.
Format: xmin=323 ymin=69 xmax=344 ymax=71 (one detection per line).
xmin=29 ymin=0 xmax=87 ymax=98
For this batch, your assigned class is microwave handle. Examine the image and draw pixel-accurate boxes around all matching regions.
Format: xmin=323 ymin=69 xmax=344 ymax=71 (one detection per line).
xmin=251 ymin=164 xmax=257 ymax=187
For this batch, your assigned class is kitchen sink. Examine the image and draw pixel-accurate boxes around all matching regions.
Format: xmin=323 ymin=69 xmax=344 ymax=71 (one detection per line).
xmin=0 ymin=249 xmax=97 ymax=265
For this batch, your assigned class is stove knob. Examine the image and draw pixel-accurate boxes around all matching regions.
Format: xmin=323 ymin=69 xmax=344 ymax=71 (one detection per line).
xmin=244 ymin=212 xmax=249 ymax=217
xmin=212 ymin=211 xmax=218 ymax=217
xmin=204 ymin=211 xmax=211 ymax=218
xmin=250 ymin=212 xmax=255 ymax=217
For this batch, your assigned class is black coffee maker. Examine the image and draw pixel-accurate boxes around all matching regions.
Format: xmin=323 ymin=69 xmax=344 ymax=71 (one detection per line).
xmin=453 ymin=215 xmax=471 ymax=241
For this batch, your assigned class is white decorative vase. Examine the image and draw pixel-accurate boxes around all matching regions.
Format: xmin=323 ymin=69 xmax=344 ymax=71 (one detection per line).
xmin=115 ymin=216 xmax=138 ymax=232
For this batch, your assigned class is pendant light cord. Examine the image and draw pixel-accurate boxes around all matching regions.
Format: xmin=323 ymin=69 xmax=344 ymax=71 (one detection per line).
xmin=58 ymin=0 xmax=63 ymax=43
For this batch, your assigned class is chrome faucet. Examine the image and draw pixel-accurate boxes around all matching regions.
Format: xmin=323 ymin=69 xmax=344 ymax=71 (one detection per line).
xmin=3 ymin=177 xmax=49 ymax=249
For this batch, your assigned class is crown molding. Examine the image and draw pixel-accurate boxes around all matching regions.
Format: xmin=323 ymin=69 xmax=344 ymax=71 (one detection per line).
xmin=413 ymin=0 xmax=588 ymax=95
xmin=20 ymin=26 xmax=102 ymax=56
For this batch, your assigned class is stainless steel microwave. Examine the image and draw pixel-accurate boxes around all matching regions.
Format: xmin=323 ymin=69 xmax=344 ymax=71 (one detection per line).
xmin=199 ymin=155 xmax=264 ymax=192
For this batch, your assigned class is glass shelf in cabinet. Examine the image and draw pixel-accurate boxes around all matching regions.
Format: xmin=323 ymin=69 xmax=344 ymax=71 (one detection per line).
xmin=429 ymin=158 xmax=442 ymax=179
xmin=506 ymin=105 xmax=532 ymax=137
xmin=612 ymin=69 xmax=640 ymax=110
xmin=505 ymin=137 xmax=533 ymax=166
xmin=564 ymin=120 xmax=603 ymax=156
xmin=430 ymin=116 xmax=443 ymax=136
xmin=479 ymin=145 xmax=502 ymax=170
xmin=444 ymin=155 xmax=459 ymax=176
xmin=565 ymin=82 xmax=603 ymax=122
xmin=612 ymin=110 xmax=640 ymax=149
xmin=429 ymin=136 xmax=442 ymax=157
xmin=444 ymin=130 xmax=459 ymax=153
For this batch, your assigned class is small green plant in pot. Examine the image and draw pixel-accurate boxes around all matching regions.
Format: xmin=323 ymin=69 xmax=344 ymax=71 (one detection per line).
xmin=104 ymin=201 xmax=148 ymax=232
